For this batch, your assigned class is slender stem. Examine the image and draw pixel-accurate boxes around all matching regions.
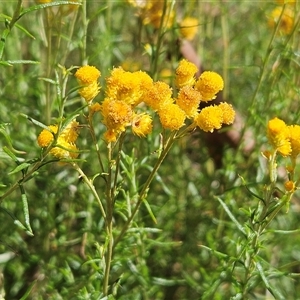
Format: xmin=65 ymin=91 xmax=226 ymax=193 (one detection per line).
xmin=113 ymin=131 xmax=177 ymax=249
xmin=71 ymin=162 xmax=107 ymax=222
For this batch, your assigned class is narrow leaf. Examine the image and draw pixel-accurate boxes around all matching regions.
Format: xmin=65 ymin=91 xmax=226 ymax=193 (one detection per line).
xmin=8 ymin=162 xmax=31 ymax=175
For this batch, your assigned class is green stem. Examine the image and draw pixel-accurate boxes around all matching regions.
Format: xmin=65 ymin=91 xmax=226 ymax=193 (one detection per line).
xmin=113 ymin=131 xmax=177 ymax=249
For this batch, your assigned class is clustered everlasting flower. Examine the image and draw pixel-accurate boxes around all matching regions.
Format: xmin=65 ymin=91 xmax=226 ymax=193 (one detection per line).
xmin=37 ymin=61 xmax=235 ymax=157
xmin=37 ymin=119 xmax=79 ymax=159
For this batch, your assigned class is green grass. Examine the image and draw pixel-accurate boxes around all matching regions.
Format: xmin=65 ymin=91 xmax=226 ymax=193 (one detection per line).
xmin=1 ymin=1 xmax=300 ymax=299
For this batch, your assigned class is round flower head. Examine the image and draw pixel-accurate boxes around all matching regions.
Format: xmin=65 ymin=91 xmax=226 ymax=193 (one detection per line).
xmin=37 ymin=125 xmax=58 ymax=148
xmin=175 ymin=59 xmax=198 ymax=89
xmin=268 ymin=6 xmax=294 ymax=35
xmin=60 ymin=119 xmax=79 ymax=143
xmin=143 ymin=81 xmax=173 ymax=111
xmin=194 ymin=105 xmax=223 ymax=132
xmin=101 ymin=99 xmax=133 ymax=133
xmin=158 ymin=104 xmax=186 ymax=131
xmin=78 ymin=81 xmax=100 ymax=102
xmin=131 ymin=113 xmax=153 ymax=137
xmin=195 ymin=71 xmax=224 ymax=101
xmin=50 ymin=138 xmax=79 ymax=159
xmin=106 ymin=67 xmax=153 ymax=107
xmin=218 ymin=102 xmax=235 ymax=125
xmin=267 ymin=117 xmax=291 ymax=156
xmin=104 ymin=129 xmax=117 ymax=143
xmin=176 ymin=86 xmax=202 ymax=118
xmin=75 ymin=65 xmax=101 ymax=85
xmin=284 ymin=180 xmax=296 ymax=192
xmin=179 ymin=17 xmax=199 ymax=41
xmin=288 ymin=125 xmax=300 ymax=158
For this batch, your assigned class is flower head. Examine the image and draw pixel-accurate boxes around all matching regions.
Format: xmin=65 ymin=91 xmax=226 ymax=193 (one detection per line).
xmin=179 ymin=17 xmax=199 ymax=41
xmin=106 ymin=67 xmax=152 ymax=107
xmin=195 ymin=71 xmax=224 ymax=101
xmin=101 ymin=99 xmax=133 ymax=133
xmin=143 ymin=81 xmax=173 ymax=111
xmin=267 ymin=117 xmax=291 ymax=156
xmin=175 ymin=59 xmax=198 ymax=89
xmin=176 ymin=86 xmax=202 ymax=118
xmin=50 ymin=138 xmax=79 ymax=159
xmin=75 ymin=65 xmax=101 ymax=85
xmin=75 ymin=65 xmax=101 ymax=102
xmin=194 ymin=105 xmax=223 ymax=132
xmin=131 ymin=113 xmax=153 ymax=137
xmin=284 ymin=180 xmax=296 ymax=192
xmin=268 ymin=6 xmax=294 ymax=35
xmin=218 ymin=102 xmax=235 ymax=125
xmin=158 ymin=104 xmax=186 ymax=131
xmin=288 ymin=125 xmax=300 ymax=158
xmin=37 ymin=125 xmax=58 ymax=148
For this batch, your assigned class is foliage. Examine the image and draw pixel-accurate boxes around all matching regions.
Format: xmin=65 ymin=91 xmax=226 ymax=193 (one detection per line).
xmin=1 ymin=1 xmax=300 ymax=299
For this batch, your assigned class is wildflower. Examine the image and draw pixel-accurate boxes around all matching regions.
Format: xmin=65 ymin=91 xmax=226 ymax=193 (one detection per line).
xmin=218 ymin=102 xmax=235 ymax=125
xmin=158 ymin=104 xmax=186 ymax=131
xmin=288 ymin=125 xmax=300 ymax=158
xmin=37 ymin=125 xmax=58 ymax=148
xmin=195 ymin=71 xmax=224 ymax=101
xmin=176 ymin=86 xmax=202 ymax=118
xmin=50 ymin=138 xmax=79 ymax=159
xmin=60 ymin=119 xmax=79 ymax=143
xmin=194 ymin=105 xmax=223 ymax=132
xmin=267 ymin=117 xmax=291 ymax=156
xmin=268 ymin=6 xmax=294 ymax=35
xmin=131 ymin=113 xmax=153 ymax=137
xmin=106 ymin=67 xmax=152 ymax=107
xmin=175 ymin=59 xmax=198 ymax=89
xmin=75 ymin=65 xmax=101 ymax=102
xmin=89 ymin=102 xmax=101 ymax=114
xmin=284 ymin=180 xmax=296 ymax=192
xmin=101 ymin=99 xmax=133 ymax=133
xmin=104 ymin=129 xmax=117 ymax=143
xmin=179 ymin=17 xmax=199 ymax=41
xmin=143 ymin=81 xmax=173 ymax=111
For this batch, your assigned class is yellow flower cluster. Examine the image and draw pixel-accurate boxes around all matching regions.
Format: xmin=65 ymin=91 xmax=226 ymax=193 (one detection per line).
xmin=268 ymin=6 xmax=294 ymax=35
xmin=75 ymin=65 xmax=101 ymax=103
xmin=37 ymin=119 xmax=79 ymax=159
xmin=267 ymin=117 xmax=300 ymax=158
xmin=99 ymin=59 xmax=234 ymax=140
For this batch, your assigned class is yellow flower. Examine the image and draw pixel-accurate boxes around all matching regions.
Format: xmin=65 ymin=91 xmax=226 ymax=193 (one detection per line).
xmin=175 ymin=59 xmax=198 ymax=89
xmin=268 ymin=6 xmax=294 ymax=35
xmin=140 ymin=0 xmax=175 ymax=29
xmin=75 ymin=66 xmax=101 ymax=102
xmin=267 ymin=117 xmax=291 ymax=156
xmin=176 ymin=86 xmax=202 ymax=118
xmin=143 ymin=81 xmax=173 ymax=111
xmin=288 ymin=125 xmax=300 ymax=158
xmin=131 ymin=113 xmax=153 ymax=137
xmin=218 ymin=102 xmax=235 ymax=125
xmin=276 ymin=0 xmax=295 ymax=4
xmin=104 ymin=129 xmax=117 ymax=143
xmin=106 ymin=67 xmax=153 ymax=107
xmin=50 ymin=138 xmax=79 ymax=159
xmin=194 ymin=105 xmax=223 ymax=132
xmin=195 ymin=71 xmax=224 ymax=101
xmin=60 ymin=119 xmax=79 ymax=143
xmin=37 ymin=125 xmax=58 ymax=147
xmin=75 ymin=65 xmax=101 ymax=85
xmin=284 ymin=180 xmax=296 ymax=192
xmin=158 ymin=104 xmax=186 ymax=131
xmin=78 ymin=81 xmax=100 ymax=102
xmin=179 ymin=17 xmax=199 ymax=41
xmin=101 ymin=99 xmax=133 ymax=133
